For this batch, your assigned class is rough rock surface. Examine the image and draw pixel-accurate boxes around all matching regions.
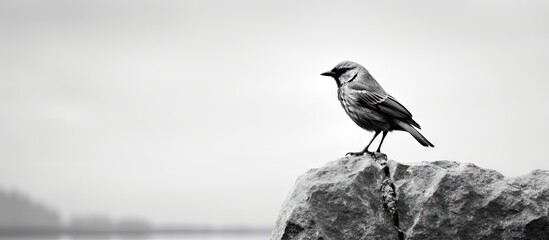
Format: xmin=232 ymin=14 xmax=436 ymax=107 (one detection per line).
xmin=271 ymin=155 xmax=549 ymax=240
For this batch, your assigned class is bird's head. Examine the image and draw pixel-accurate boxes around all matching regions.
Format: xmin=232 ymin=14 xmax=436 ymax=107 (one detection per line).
xmin=321 ymin=61 xmax=363 ymax=87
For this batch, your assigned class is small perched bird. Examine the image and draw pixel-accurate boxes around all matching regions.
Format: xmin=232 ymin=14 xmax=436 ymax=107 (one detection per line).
xmin=321 ymin=61 xmax=434 ymax=156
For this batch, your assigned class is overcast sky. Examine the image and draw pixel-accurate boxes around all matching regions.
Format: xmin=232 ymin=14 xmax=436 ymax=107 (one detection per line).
xmin=1 ymin=0 xmax=548 ymax=226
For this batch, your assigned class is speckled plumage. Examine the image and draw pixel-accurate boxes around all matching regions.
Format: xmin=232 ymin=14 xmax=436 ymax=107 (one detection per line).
xmin=338 ymin=84 xmax=392 ymax=132
xmin=321 ymin=61 xmax=433 ymax=156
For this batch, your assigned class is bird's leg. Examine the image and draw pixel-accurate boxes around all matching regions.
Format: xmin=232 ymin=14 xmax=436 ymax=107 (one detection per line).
xmin=376 ymin=131 xmax=388 ymax=153
xmin=346 ymin=131 xmax=380 ymax=157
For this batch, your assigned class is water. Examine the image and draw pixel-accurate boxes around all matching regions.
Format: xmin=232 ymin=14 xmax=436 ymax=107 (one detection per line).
xmin=0 ymin=235 xmax=270 ymax=240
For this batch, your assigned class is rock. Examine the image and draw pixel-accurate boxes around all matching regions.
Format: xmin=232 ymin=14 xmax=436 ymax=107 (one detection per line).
xmin=271 ymin=155 xmax=549 ymax=240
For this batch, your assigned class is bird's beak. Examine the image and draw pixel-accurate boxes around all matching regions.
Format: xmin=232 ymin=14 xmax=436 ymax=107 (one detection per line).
xmin=321 ymin=71 xmax=335 ymax=77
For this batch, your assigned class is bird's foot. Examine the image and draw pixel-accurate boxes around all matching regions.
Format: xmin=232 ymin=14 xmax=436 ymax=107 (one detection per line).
xmin=346 ymin=151 xmax=375 ymax=157
xmin=346 ymin=151 xmax=387 ymax=161
xmin=372 ymin=151 xmax=388 ymax=161
xmin=345 ymin=151 xmax=362 ymax=157
xmin=373 ymin=150 xmax=386 ymax=156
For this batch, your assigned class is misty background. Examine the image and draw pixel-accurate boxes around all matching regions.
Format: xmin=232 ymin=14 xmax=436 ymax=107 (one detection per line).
xmin=1 ymin=0 xmax=548 ymax=228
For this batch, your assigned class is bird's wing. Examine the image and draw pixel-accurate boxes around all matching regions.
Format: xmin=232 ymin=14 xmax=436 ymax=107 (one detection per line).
xmin=351 ymin=87 xmax=421 ymax=128
xmin=354 ymin=90 xmax=389 ymax=105
xmin=347 ymin=80 xmax=388 ymax=104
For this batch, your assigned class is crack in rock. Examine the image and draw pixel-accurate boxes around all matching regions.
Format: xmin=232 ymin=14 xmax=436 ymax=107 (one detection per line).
xmin=374 ymin=153 xmax=405 ymax=240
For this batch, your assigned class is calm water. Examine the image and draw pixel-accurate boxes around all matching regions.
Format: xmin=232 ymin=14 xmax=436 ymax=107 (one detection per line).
xmin=0 ymin=235 xmax=270 ymax=240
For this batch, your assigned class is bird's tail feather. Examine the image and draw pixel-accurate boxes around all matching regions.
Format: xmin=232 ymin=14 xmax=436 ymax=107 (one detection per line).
xmin=396 ymin=121 xmax=434 ymax=147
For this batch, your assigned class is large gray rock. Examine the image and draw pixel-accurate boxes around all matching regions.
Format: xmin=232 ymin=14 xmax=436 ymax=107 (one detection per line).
xmin=271 ymin=155 xmax=549 ymax=240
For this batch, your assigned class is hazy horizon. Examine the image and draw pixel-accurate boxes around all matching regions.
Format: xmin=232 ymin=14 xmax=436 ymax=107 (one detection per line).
xmin=1 ymin=0 xmax=548 ymax=226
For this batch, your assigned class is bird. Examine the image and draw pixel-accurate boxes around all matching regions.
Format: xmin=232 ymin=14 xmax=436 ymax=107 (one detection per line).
xmin=321 ymin=61 xmax=434 ymax=156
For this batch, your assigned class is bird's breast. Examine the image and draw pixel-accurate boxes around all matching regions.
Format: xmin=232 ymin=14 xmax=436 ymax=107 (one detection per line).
xmin=337 ymin=86 xmax=391 ymax=131
xmin=337 ymin=87 xmax=361 ymax=121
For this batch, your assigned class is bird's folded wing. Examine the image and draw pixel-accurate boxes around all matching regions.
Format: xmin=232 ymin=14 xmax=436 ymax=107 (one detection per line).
xmin=354 ymin=90 xmax=388 ymax=105
xmin=353 ymin=89 xmax=420 ymax=128
xmin=377 ymin=95 xmax=413 ymax=119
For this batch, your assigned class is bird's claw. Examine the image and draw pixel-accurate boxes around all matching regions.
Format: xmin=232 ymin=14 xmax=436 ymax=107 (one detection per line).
xmin=346 ymin=152 xmax=363 ymax=157
xmin=366 ymin=151 xmax=378 ymax=158
xmin=373 ymin=151 xmax=388 ymax=160
xmin=346 ymin=151 xmax=375 ymax=157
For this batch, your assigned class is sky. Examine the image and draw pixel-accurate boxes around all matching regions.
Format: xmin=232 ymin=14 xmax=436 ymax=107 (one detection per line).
xmin=1 ymin=0 xmax=548 ymax=227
